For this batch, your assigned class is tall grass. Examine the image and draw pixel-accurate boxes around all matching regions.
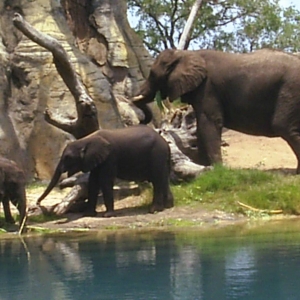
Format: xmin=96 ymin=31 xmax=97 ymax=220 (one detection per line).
xmin=172 ymin=165 xmax=300 ymax=214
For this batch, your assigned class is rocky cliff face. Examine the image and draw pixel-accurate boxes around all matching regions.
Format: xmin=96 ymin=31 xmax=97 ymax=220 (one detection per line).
xmin=0 ymin=0 xmax=153 ymax=180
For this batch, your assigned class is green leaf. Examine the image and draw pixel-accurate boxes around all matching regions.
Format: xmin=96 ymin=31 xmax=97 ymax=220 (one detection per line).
xmin=155 ymin=91 xmax=164 ymax=111
xmin=128 ymin=0 xmax=300 ymax=54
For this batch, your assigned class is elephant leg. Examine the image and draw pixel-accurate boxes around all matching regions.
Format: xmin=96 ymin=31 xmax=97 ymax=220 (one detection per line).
xmin=196 ymin=112 xmax=222 ymax=165
xmin=9 ymin=187 xmax=27 ymax=228
xmin=2 ymin=197 xmax=15 ymax=224
xmin=164 ymin=185 xmax=174 ymax=209
xmin=195 ymin=132 xmax=211 ymax=165
xmin=87 ymin=168 xmax=115 ymax=217
xmin=101 ymin=180 xmax=116 ymax=218
xmin=149 ymin=172 xmax=169 ymax=213
xmin=149 ymin=184 xmax=164 ymax=213
xmin=280 ymin=134 xmax=300 ymax=174
xmin=148 ymin=153 xmax=173 ymax=212
xmin=85 ymin=171 xmax=100 ymax=217
xmin=272 ymin=111 xmax=300 ymax=174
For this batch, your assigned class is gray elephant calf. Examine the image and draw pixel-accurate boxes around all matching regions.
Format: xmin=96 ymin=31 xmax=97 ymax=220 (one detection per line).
xmin=0 ymin=157 xmax=27 ymax=231
xmin=37 ymin=125 xmax=174 ymax=217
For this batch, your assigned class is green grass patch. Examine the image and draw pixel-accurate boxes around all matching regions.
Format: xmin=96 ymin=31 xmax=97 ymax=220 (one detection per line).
xmin=29 ymin=214 xmax=62 ymax=223
xmin=0 ymin=214 xmax=19 ymax=233
xmin=172 ymin=165 xmax=300 ymax=214
xmin=0 ymin=228 xmax=7 ymax=234
xmin=26 ymin=181 xmax=48 ymax=191
xmin=163 ymin=218 xmax=202 ymax=227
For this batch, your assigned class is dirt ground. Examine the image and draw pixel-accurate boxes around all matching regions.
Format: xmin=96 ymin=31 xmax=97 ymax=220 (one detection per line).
xmin=24 ymin=130 xmax=298 ymax=231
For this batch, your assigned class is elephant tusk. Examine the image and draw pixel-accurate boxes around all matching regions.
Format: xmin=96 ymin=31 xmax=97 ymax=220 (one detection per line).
xmin=132 ymin=95 xmax=145 ymax=101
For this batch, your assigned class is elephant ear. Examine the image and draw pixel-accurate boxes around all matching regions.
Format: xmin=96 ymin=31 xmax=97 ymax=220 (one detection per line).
xmin=167 ymin=50 xmax=207 ymax=101
xmin=80 ymin=136 xmax=111 ymax=172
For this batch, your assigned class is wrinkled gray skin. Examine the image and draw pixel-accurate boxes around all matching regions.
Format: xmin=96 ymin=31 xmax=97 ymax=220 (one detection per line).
xmin=37 ymin=125 xmax=174 ymax=217
xmin=0 ymin=157 xmax=27 ymax=230
xmin=133 ymin=49 xmax=300 ymax=173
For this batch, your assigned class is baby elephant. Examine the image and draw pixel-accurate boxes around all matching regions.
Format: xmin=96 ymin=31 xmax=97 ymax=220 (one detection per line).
xmin=0 ymin=157 xmax=27 ymax=230
xmin=37 ymin=125 xmax=174 ymax=217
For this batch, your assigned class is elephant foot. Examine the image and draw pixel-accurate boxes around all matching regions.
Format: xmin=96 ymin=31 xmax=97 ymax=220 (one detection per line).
xmin=103 ymin=211 xmax=116 ymax=218
xmin=5 ymin=216 xmax=15 ymax=224
xmin=149 ymin=204 xmax=164 ymax=214
xmin=83 ymin=210 xmax=97 ymax=217
xmin=164 ymin=195 xmax=174 ymax=209
xmin=164 ymin=202 xmax=174 ymax=209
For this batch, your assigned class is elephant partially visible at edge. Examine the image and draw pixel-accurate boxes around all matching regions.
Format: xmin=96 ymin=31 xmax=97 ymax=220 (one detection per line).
xmin=37 ymin=125 xmax=174 ymax=217
xmin=133 ymin=48 xmax=300 ymax=173
xmin=0 ymin=157 xmax=27 ymax=231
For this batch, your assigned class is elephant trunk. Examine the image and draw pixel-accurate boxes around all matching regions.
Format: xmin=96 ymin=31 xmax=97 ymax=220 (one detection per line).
xmin=132 ymin=83 xmax=157 ymax=104
xmin=132 ymin=86 xmax=157 ymax=124
xmin=133 ymin=101 xmax=154 ymax=124
xmin=36 ymin=161 xmax=63 ymax=205
xmin=17 ymin=188 xmax=27 ymax=233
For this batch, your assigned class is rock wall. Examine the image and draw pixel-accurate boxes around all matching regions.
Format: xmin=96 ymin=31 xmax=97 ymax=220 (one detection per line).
xmin=0 ymin=0 xmax=153 ymax=180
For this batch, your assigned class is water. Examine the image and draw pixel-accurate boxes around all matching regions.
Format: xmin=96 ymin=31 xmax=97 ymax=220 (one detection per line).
xmin=1 ymin=221 xmax=300 ymax=300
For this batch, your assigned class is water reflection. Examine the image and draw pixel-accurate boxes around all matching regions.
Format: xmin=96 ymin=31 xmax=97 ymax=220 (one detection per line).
xmin=1 ymin=226 xmax=300 ymax=300
xmin=225 ymin=247 xmax=256 ymax=299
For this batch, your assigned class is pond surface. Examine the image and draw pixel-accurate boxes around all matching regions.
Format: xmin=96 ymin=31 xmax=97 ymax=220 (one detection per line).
xmin=1 ymin=220 xmax=300 ymax=300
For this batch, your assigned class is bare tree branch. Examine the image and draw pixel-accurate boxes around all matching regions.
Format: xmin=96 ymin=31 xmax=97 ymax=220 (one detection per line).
xmin=13 ymin=13 xmax=99 ymax=139
xmin=178 ymin=0 xmax=203 ymax=50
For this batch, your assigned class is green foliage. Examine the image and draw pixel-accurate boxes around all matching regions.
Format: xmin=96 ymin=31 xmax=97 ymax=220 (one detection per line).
xmin=26 ymin=181 xmax=48 ymax=191
xmin=0 ymin=214 xmax=19 ymax=233
xmin=0 ymin=214 xmax=8 ymax=233
xmin=128 ymin=0 xmax=300 ymax=54
xmin=155 ymin=91 xmax=164 ymax=110
xmin=0 ymin=228 xmax=7 ymax=234
xmin=29 ymin=214 xmax=61 ymax=223
xmin=172 ymin=165 xmax=300 ymax=214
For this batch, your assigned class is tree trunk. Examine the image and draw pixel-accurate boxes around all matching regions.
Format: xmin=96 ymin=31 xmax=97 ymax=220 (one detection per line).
xmin=178 ymin=0 xmax=203 ymax=50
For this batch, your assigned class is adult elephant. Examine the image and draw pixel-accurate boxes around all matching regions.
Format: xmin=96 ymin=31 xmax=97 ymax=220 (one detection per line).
xmin=0 ymin=157 xmax=27 ymax=231
xmin=133 ymin=48 xmax=300 ymax=173
xmin=37 ymin=125 xmax=174 ymax=217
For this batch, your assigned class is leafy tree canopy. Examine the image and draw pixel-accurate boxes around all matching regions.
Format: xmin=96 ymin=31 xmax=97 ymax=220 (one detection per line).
xmin=127 ymin=0 xmax=300 ymax=54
